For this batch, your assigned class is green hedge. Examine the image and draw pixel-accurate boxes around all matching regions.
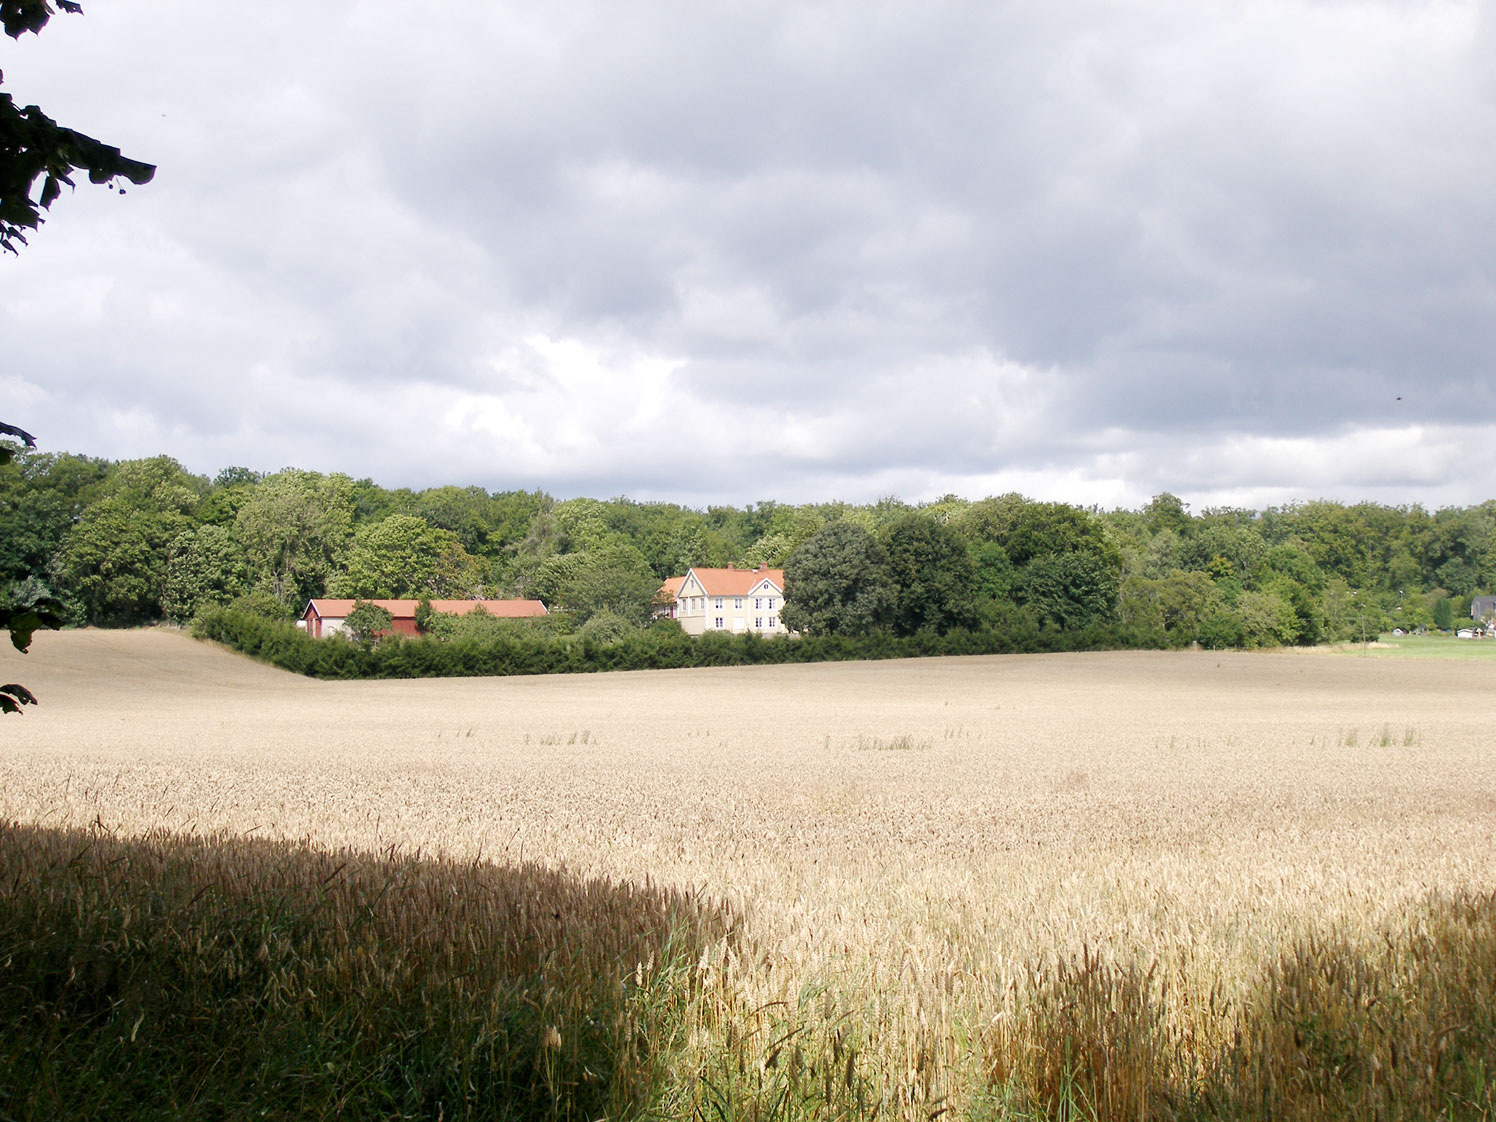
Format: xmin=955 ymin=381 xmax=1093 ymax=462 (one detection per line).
xmin=191 ymin=609 xmax=1165 ymax=681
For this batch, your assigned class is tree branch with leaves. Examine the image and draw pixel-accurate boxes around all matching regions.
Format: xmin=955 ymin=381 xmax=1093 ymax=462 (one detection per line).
xmin=2 ymin=0 xmax=152 ymax=713
xmin=1 ymin=0 xmax=155 ymax=253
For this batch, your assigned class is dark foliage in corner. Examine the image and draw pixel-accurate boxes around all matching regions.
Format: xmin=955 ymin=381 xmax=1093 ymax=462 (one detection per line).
xmin=1 ymin=0 xmax=156 ymax=253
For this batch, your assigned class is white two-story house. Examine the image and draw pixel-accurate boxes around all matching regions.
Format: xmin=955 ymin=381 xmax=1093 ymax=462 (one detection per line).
xmin=657 ymin=565 xmax=787 ymax=636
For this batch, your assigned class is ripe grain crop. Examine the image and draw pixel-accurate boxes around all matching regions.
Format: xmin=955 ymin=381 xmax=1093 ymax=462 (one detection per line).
xmin=2 ymin=629 xmax=1493 ymax=1119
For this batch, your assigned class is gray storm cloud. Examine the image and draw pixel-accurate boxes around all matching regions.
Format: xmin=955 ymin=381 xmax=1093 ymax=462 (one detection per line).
xmin=2 ymin=0 xmax=1492 ymax=508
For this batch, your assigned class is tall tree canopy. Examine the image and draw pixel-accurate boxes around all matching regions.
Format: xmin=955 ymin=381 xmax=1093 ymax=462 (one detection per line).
xmin=3 ymin=428 xmax=1494 ymax=651
xmin=234 ymin=470 xmax=355 ymax=607
xmin=880 ymin=513 xmax=979 ymax=636
xmin=781 ymin=522 xmax=896 ymax=637
xmin=330 ymin=514 xmax=484 ymax=600
xmin=54 ymin=456 xmax=204 ymax=625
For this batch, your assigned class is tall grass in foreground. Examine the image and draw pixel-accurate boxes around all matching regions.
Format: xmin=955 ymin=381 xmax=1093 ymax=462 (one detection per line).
xmin=2 ymin=820 xmax=1492 ymax=1121
xmin=0 ymin=821 xmax=737 ymax=1120
xmin=989 ymin=901 xmax=1496 ymax=1120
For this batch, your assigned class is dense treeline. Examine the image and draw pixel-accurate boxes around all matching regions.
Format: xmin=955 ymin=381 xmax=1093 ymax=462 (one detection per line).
xmin=2 ymin=445 xmax=1493 ymax=654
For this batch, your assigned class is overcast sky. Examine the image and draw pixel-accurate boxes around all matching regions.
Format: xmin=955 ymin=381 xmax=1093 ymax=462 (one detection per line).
xmin=4 ymin=1 xmax=1493 ymax=511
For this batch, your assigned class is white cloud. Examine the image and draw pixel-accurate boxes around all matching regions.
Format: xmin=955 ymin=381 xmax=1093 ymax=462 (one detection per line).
xmin=3 ymin=0 xmax=1493 ymax=509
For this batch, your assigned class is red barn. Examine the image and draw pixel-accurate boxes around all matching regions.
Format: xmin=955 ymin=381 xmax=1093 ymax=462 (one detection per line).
xmin=301 ymin=598 xmax=548 ymax=638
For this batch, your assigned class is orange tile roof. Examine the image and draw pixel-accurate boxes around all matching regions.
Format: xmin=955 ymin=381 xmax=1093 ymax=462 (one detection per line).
xmin=660 ymin=567 xmax=785 ymax=598
xmin=305 ymin=598 xmax=548 ymax=619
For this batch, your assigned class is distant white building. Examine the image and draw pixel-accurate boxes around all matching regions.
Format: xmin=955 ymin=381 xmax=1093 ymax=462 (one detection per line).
xmin=657 ymin=565 xmax=787 ymax=636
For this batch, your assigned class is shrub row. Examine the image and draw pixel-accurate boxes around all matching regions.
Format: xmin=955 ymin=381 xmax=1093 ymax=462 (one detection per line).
xmin=191 ymin=608 xmax=1168 ymax=681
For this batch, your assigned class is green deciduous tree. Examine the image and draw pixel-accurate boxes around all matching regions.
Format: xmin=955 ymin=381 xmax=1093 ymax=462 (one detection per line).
xmin=56 ymin=504 xmax=162 ymax=624
xmin=880 ymin=513 xmax=979 ymax=636
xmin=330 ymin=514 xmax=484 ymax=599
xmin=1235 ymin=588 xmax=1299 ymax=648
xmin=1142 ymin=492 xmax=1192 ymax=537
xmin=1013 ymin=550 xmax=1120 ymax=631
xmin=1267 ymin=577 xmax=1320 ymax=645
xmin=1133 ymin=528 xmax=1184 ymax=581
xmin=577 ymin=609 xmax=638 ymax=643
xmin=1181 ymin=517 xmax=1268 ymax=585
xmin=1434 ymin=597 xmax=1454 ymax=631
xmin=1261 ymin=541 xmax=1324 ymax=592
xmin=234 ymin=470 xmax=355 ymax=608
xmin=508 ymin=498 xmax=664 ymax=622
xmin=742 ymin=531 xmax=793 ymax=570
xmin=413 ymin=596 xmax=436 ymax=634
xmin=343 ymin=600 xmax=394 ymax=644
xmin=970 ymin=540 xmax=1015 ymax=603
xmin=54 ymin=456 xmax=203 ymax=625
xmin=967 ymin=499 xmax=1122 ymax=631
xmin=781 ymin=522 xmax=896 ymax=637
xmin=1268 ymin=501 xmax=1404 ymax=590
xmin=528 ymin=539 xmax=658 ymax=624
xmin=661 ymin=520 xmax=708 ymax=576
xmin=194 ymin=467 xmax=262 ymax=527
xmin=1319 ymin=577 xmax=1360 ymax=641
xmin=412 ymin=486 xmax=502 ymax=557
xmin=162 ymin=523 xmax=249 ymax=621
xmin=1118 ymin=569 xmax=1221 ymax=642
xmin=0 ymin=449 xmax=104 ymax=608
xmin=486 ymin=490 xmax=554 ymax=554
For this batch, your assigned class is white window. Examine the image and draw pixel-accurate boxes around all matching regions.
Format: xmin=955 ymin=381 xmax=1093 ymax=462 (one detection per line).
xmin=714 ymin=597 xmax=724 ymax=610
xmin=768 ymin=617 xmax=777 ymax=628
xmin=768 ymin=598 xmax=777 ymax=609
xmin=754 ymin=617 xmax=763 ymax=629
xmin=754 ymin=598 xmax=762 ymax=610
xmin=715 ymin=617 xmax=725 ymax=629
xmin=734 ymin=598 xmax=743 ymax=609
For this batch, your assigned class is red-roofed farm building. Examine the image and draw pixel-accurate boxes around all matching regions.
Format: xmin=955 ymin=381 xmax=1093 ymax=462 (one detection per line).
xmin=301 ymin=598 xmax=548 ymax=639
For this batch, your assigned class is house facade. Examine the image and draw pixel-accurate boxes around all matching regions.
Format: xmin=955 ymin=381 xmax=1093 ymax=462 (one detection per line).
xmin=657 ymin=565 xmax=786 ymax=636
xmin=301 ymin=598 xmax=547 ymax=638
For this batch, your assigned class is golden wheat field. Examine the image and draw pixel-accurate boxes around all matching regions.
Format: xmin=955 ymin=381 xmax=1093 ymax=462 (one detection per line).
xmin=4 ymin=628 xmax=1495 ymax=1118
